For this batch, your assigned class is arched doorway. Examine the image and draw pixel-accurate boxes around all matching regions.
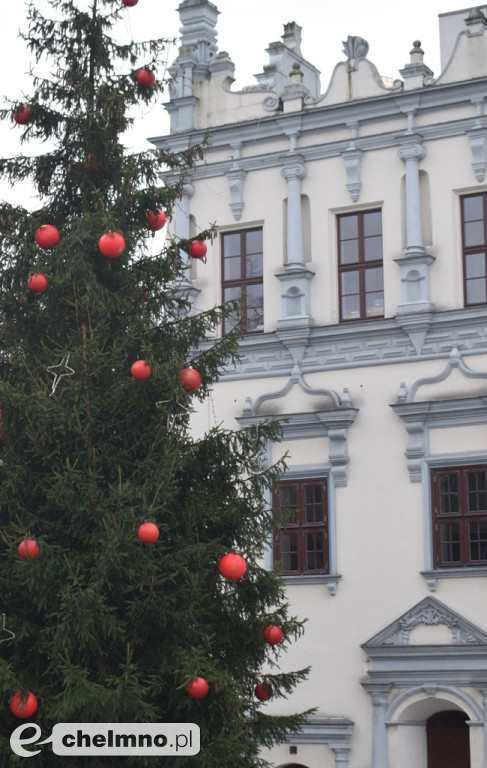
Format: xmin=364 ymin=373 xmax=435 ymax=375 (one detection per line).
xmin=426 ymin=710 xmax=470 ymax=768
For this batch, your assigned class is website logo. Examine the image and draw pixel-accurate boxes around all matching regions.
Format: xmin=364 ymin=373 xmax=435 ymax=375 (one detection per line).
xmin=11 ymin=723 xmax=200 ymax=757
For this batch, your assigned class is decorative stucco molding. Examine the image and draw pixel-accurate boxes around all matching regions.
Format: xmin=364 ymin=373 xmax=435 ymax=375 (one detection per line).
xmin=468 ymin=126 xmax=487 ymax=181
xmin=397 ymin=345 xmax=487 ymax=403
xmin=391 ymin=347 xmax=487 ymax=482
xmin=287 ymin=717 xmax=354 ymax=768
xmin=226 ymin=144 xmax=246 ymax=220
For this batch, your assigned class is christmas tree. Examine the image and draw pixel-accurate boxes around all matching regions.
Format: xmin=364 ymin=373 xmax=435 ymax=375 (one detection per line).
xmin=0 ymin=1 xmax=312 ymax=766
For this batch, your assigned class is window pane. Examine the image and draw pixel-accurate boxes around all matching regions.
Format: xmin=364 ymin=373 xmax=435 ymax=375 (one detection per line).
xmin=440 ymin=522 xmax=461 ymax=563
xmin=364 ymin=235 xmax=382 ymax=261
xmin=341 ymin=271 xmax=359 ymax=295
xmin=278 ymin=485 xmax=298 ymax=525
xmin=304 ymin=484 xmax=323 ymax=523
xmin=306 ymin=532 xmax=324 ymax=571
xmin=467 ymin=470 xmax=487 ymax=512
xmin=245 ymin=284 xmax=264 ymax=331
xmin=280 ymin=532 xmax=298 ymax=572
xmin=365 ymin=267 xmax=384 ymax=316
xmin=224 ymin=255 xmax=241 ymax=281
xmin=363 ymin=211 xmax=382 ymax=237
xmin=339 ymin=215 xmax=358 ymax=240
xmin=246 ymin=252 xmax=263 ymax=278
xmin=245 ymin=229 xmax=263 ymax=255
xmin=469 ymin=521 xmax=487 ymax=561
xmin=365 ymin=267 xmax=383 ymax=292
xmin=342 ymin=294 xmax=360 ymax=319
xmin=222 ymin=233 xmax=241 ymax=257
xmin=463 ymin=195 xmax=484 ymax=222
xmin=464 ymin=220 xmax=485 ymax=247
xmin=340 ymin=238 xmax=359 ymax=264
xmin=223 ymin=286 xmax=241 ymax=332
xmin=466 ymin=277 xmax=487 ymax=304
xmin=439 ymin=473 xmax=459 ymax=514
xmin=465 ymin=252 xmax=486 ymax=279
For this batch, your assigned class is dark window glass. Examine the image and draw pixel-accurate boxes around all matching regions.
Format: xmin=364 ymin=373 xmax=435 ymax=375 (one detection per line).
xmin=221 ymin=228 xmax=263 ymax=334
xmin=433 ymin=465 xmax=487 ymax=567
xmin=273 ymin=479 xmax=328 ymax=575
xmin=461 ymin=195 xmax=487 ymax=306
xmin=338 ymin=210 xmax=383 ymax=321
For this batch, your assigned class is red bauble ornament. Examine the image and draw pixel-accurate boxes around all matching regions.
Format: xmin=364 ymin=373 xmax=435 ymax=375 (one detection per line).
xmin=179 ymin=367 xmax=202 ymax=393
xmin=131 ymin=360 xmax=152 ymax=380
xmin=145 ymin=209 xmax=166 ymax=231
xmin=188 ymin=240 xmax=207 ymax=259
xmin=187 ymin=677 xmax=209 ymax=699
xmin=218 ymin=553 xmax=246 ymax=580
xmin=27 ymin=273 xmax=48 ymax=294
xmin=136 ymin=68 xmax=156 ymax=88
xmin=17 ymin=539 xmax=40 ymax=559
xmin=263 ymin=625 xmax=284 ymax=645
xmin=122 ymin=0 xmax=138 ymax=5
xmin=254 ymin=682 xmax=273 ymax=701
xmin=98 ymin=231 xmax=125 ymax=259
xmin=84 ymin=154 xmax=103 ymax=172
xmin=35 ymin=225 xmax=60 ymax=250
xmin=137 ymin=522 xmax=159 ymax=543
xmin=10 ymin=692 xmax=38 ymax=719
xmin=13 ymin=106 xmax=32 ymax=125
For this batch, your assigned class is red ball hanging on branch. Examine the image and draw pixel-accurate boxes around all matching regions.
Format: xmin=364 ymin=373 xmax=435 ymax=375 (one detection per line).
xmin=137 ymin=522 xmax=159 ymax=543
xmin=98 ymin=231 xmax=125 ymax=259
xmin=187 ymin=677 xmax=209 ymax=699
xmin=254 ymin=682 xmax=273 ymax=701
xmin=131 ymin=360 xmax=152 ymax=381
xmin=83 ymin=154 xmax=103 ymax=172
xmin=218 ymin=553 xmax=247 ymax=580
xmin=35 ymin=225 xmax=60 ymax=250
xmin=10 ymin=692 xmax=38 ymax=718
xmin=13 ymin=106 xmax=32 ymax=125
xmin=27 ymin=273 xmax=48 ymax=294
xmin=263 ymin=625 xmax=284 ymax=645
xmin=188 ymin=240 xmax=207 ymax=260
xmin=17 ymin=539 xmax=40 ymax=559
xmin=122 ymin=0 xmax=139 ymax=5
xmin=145 ymin=209 xmax=166 ymax=231
xmin=179 ymin=367 xmax=201 ymax=393
xmin=136 ymin=68 xmax=156 ymax=88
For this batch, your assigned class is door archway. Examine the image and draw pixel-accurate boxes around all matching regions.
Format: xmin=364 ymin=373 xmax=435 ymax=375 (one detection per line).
xmin=426 ymin=710 xmax=470 ymax=768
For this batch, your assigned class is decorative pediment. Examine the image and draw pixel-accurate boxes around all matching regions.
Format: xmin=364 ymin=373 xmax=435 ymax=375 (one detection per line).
xmin=363 ymin=596 xmax=487 ymax=649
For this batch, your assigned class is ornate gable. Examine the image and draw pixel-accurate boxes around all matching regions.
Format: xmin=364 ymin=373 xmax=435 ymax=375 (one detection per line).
xmin=362 ymin=596 xmax=487 ymax=649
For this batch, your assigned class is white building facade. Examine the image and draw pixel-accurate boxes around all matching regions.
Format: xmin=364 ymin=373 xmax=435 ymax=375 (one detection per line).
xmin=154 ymin=4 xmax=487 ymax=767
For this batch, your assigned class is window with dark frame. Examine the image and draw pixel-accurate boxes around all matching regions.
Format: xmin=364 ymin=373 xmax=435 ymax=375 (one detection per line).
xmin=337 ymin=209 xmax=384 ymax=322
xmin=273 ymin=478 xmax=328 ymax=575
xmin=461 ymin=193 xmax=487 ymax=306
xmin=221 ymin=228 xmax=263 ymax=335
xmin=432 ymin=465 xmax=487 ymax=568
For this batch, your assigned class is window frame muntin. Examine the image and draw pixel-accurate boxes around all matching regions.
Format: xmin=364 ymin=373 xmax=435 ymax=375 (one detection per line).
xmin=221 ymin=227 xmax=263 ymax=335
xmin=431 ymin=463 xmax=487 ymax=568
xmin=337 ymin=208 xmax=384 ymax=323
xmin=460 ymin=192 xmax=487 ymax=308
xmin=273 ymin=476 xmax=329 ymax=575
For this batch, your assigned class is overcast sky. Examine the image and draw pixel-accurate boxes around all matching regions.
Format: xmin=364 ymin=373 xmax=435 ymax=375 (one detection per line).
xmin=0 ymin=0 xmax=482 ymax=203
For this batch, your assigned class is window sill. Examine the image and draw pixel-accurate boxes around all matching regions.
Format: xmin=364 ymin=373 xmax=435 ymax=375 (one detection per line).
xmin=279 ymin=573 xmax=341 ymax=596
xmin=422 ymin=567 xmax=487 ymax=592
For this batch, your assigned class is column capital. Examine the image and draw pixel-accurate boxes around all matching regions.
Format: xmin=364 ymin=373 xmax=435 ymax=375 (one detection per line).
xmin=280 ymin=155 xmax=307 ymax=181
xmin=182 ymin=183 xmax=195 ymax=198
xmin=397 ymin=134 xmax=426 ymax=162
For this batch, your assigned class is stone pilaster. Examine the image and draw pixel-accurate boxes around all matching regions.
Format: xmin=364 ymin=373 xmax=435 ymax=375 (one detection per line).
xmin=395 ymin=134 xmax=435 ymax=317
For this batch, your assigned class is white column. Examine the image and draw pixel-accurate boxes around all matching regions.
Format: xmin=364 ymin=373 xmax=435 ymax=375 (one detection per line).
xmin=174 ymin=183 xmax=200 ymax=310
xmin=281 ymin=156 xmax=306 ymax=269
xmin=368 ymin=686 xmax=390 ymax=768
xmin=395 ymin=134 xmax=435 ymax=317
